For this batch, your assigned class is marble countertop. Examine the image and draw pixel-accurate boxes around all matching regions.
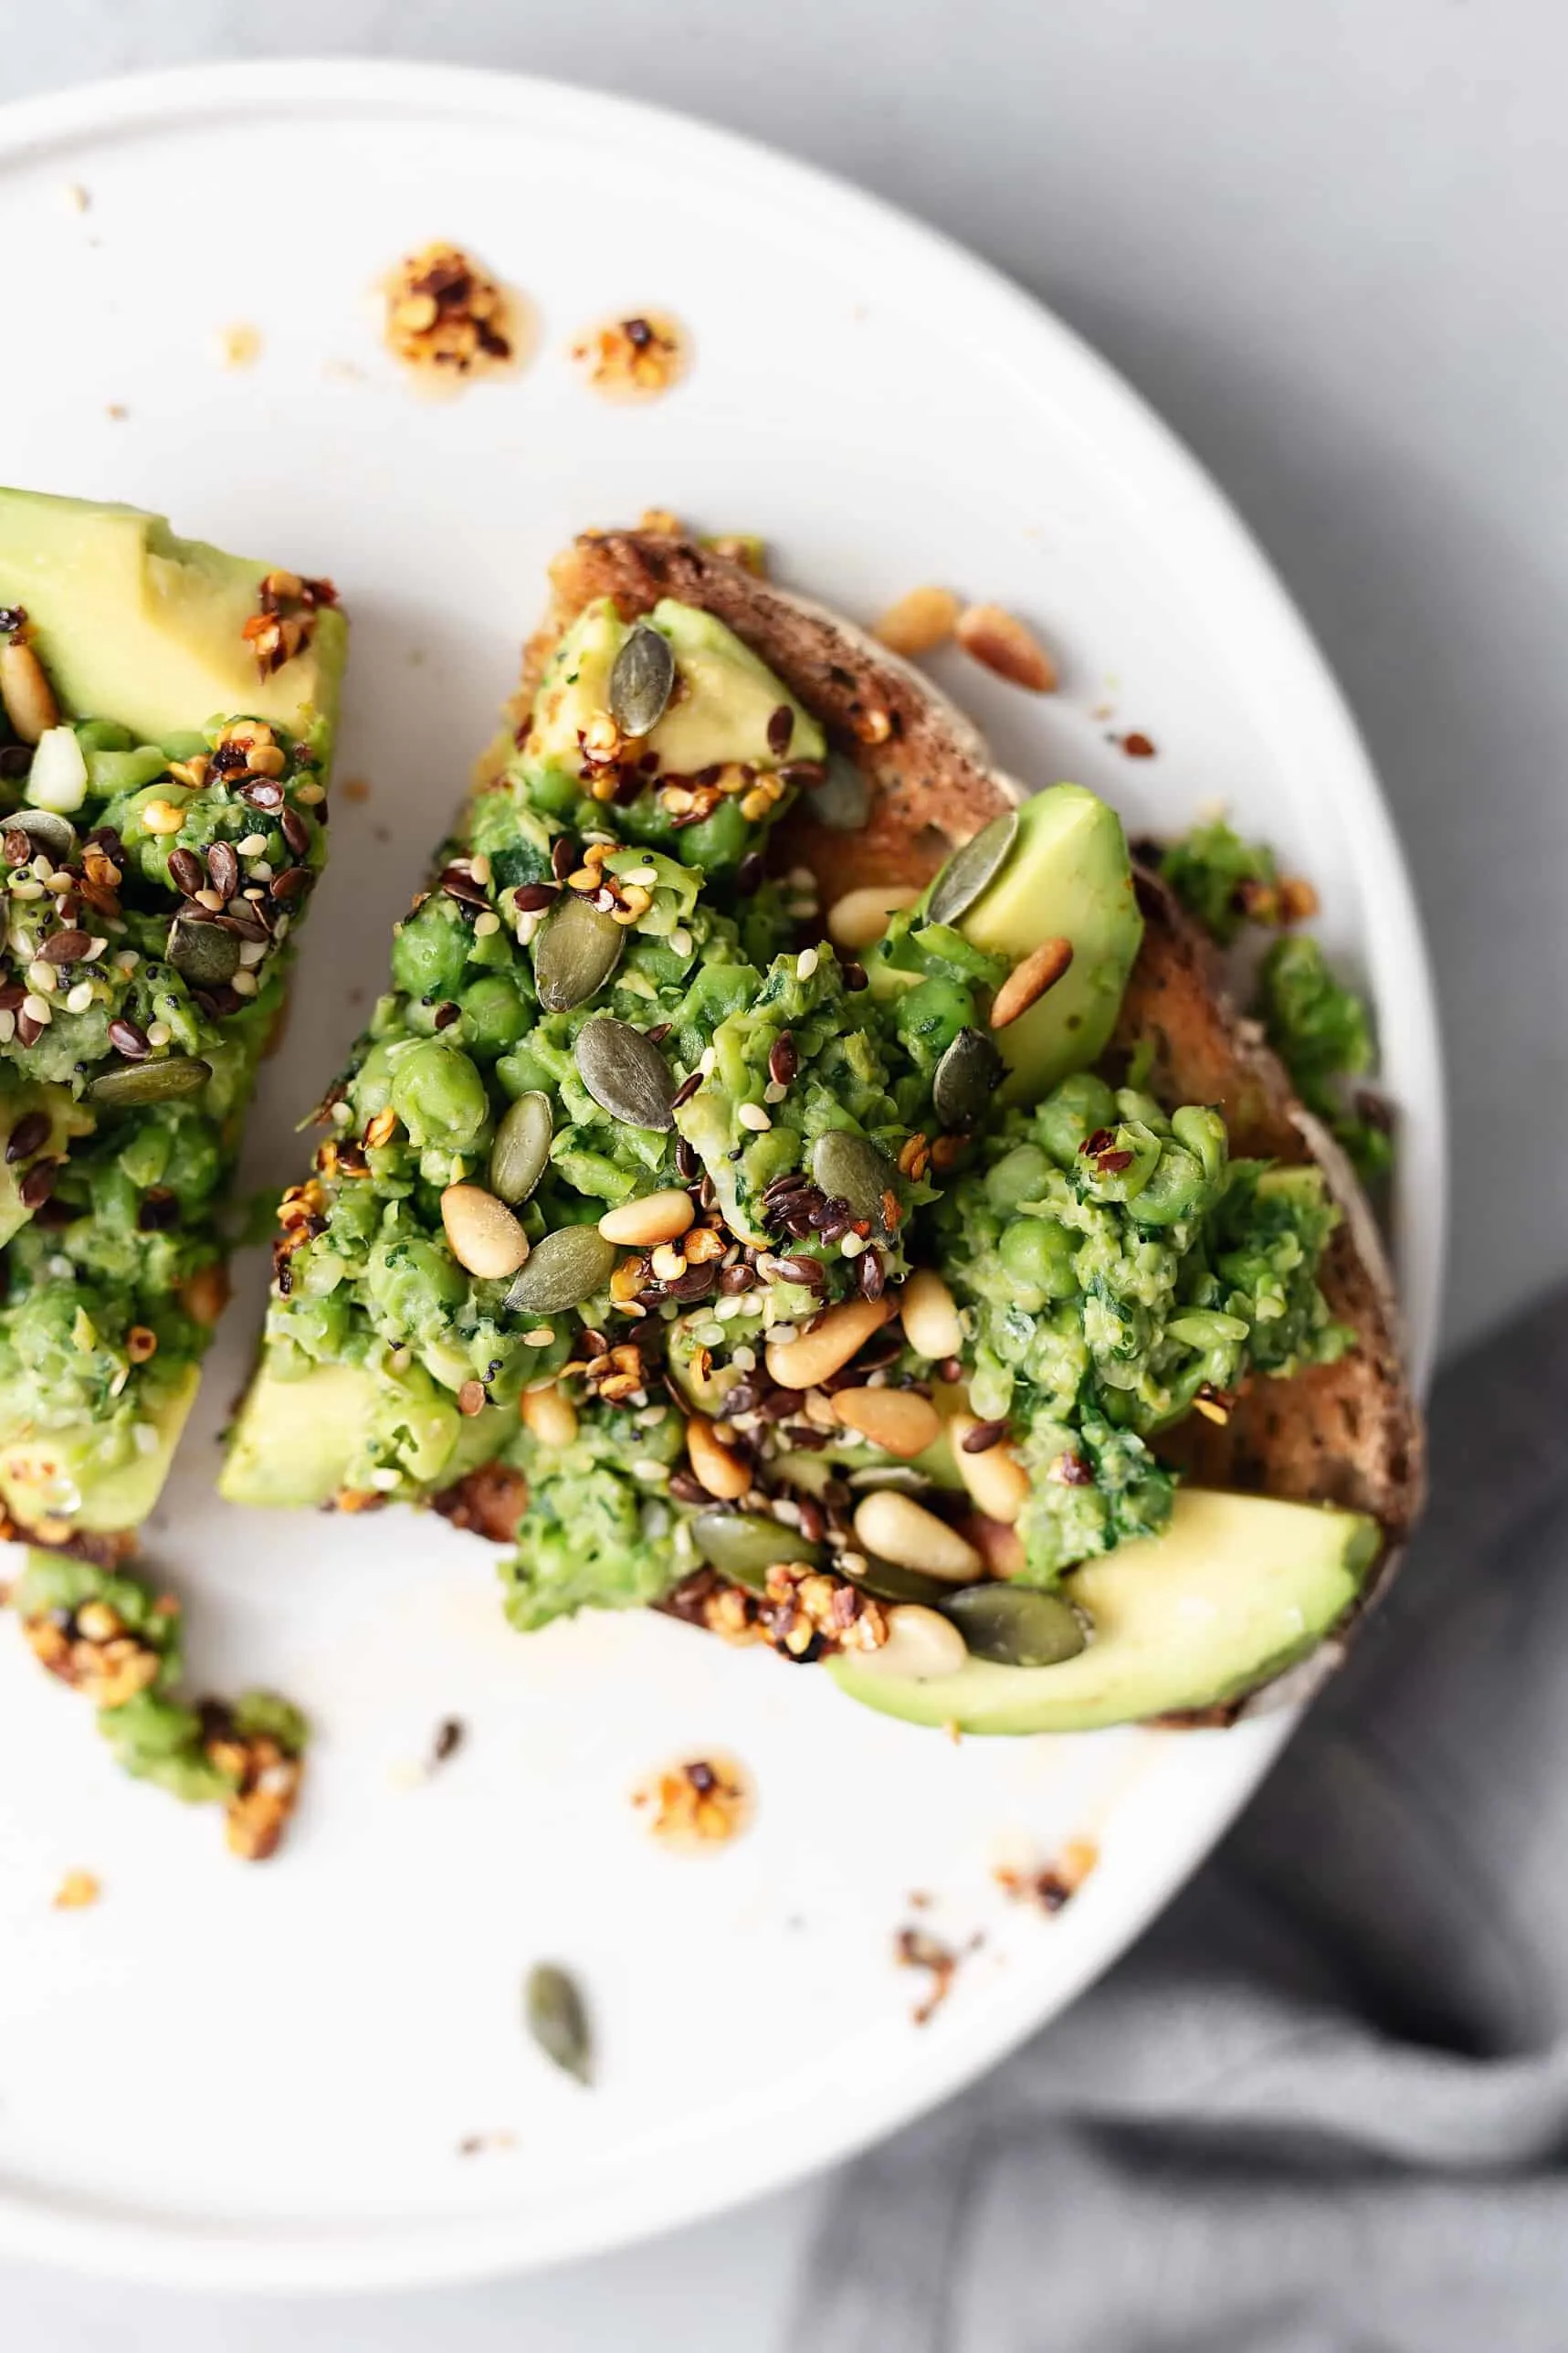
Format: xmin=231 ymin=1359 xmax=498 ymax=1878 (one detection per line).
xmin=5 ymin=0 xmax=1564 ymax=2339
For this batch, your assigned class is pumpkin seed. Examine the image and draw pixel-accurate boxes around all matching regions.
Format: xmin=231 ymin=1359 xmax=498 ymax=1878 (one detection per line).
xmin=842 ymin=1553 xmax=954 ymax=1608
xmin=941 ymin=1583 xmax=1087 ymax=1667
xmin=692 ymin=1508 xmax=824 ymax=1592
xmin=5 ymin=807 xmax=76 ymax=864
xmin=489 ymin=1090 xmax=552 ymax=1204
xmin=810 ymin=749 xmax=871 ymax=832
xmin=812 ymin=1129 xmax=897 ymax=1234
xmin=167 ymin=917 xmax=241 ymax=987
xmin=504 ymin=1223 xmax=617 ymax=1315
xmin=524 ymin=1961 xmax=592 ymax=2085
xmin=847 ymin=1464 xmax=937 ymax=1495
xmin=533 ymin=892 xmax=623 ymax=1012
xmin=90 ymin=1056 xmax=212 ymax=1109
xmin=608 ymin=621 xmax=677 ymax=737
xmin=932 ymin=1026 xmax=1005 ymax=1132
xmin=926 ymin=808 xmax=1019 ymax=928
xmin=574 ymin=1017 xmax=676 ymax=1131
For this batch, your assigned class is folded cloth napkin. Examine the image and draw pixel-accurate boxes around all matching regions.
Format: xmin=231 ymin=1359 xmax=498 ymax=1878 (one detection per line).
xmin=791 ymin=1287 xmax=1568 ymax=2353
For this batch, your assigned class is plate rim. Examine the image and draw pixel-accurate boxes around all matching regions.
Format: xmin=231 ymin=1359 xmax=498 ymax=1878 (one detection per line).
xmin=0 ymin=53 xmax=1447 ymax=2292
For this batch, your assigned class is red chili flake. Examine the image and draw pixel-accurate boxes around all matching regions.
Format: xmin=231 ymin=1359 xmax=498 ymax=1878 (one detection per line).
xmin=1048 ymin=1451 xmax=1095 ymax=1487
xmin=1081 ymin=1128 xmax=1115 ymax=1157
xmin=1096 ymin=1149 xmax=1134 ymax=1174
xmin=1121 ymin=732 xmax=1157 ymax=758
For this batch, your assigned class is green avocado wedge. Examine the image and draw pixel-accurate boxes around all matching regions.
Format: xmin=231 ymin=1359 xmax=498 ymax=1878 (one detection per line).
xmin=826 ymin=1488 xmax=1380 ymax=1734
xmin=868 ymin=784 xmax=1142 ymax=1106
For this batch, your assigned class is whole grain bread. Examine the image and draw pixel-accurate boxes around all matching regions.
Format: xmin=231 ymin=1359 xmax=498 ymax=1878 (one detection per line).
xmin=447 ymin=528 xmax=1426 ymax=1702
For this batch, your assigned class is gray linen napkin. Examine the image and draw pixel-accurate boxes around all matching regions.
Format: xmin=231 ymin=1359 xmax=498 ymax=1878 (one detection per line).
xmin=792 ymin=1288 xmax=1568 ymax=2353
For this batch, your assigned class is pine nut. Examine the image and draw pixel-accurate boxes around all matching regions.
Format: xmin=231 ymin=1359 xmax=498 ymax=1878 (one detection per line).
xmin=873 ymin=586 xmax=961 ymax=658
xmin=899 ymin=1269 xmax=963 ymax=1361
xmin=826 ymin=884 xmax=921 ymax=952
xmin=969 ymin=1514 xmax=1027 ymax=1577
xmin=833 ymin=1386 xmax=942 ymax=1459
xmin=686 ymin=1413 xmax=752 ymax=1502
xmin=948 ymin=1413 xmax=1030 ymax=1524
xmin=852 ymin=1490 xmax=982 ymax=1581
xmin=852 ymin=1603 xmax=967 ymax=1682
xmin=182 ymin=1262 xmax=230 ymax=1327
xmin=955 ymin=603 xmax=1058 ymax=691
xmin=440 ymin=1183 xmax=530 ymax=1279
xmin=521 ymin=1384 xmax=578 ymax=1449
xmin=766 ymin=1294 xmax=897 ymax=1389
xmin=990 ymin=936 xmax=1073 ymax=1030
xmin=0 ymin=638 xmax=58 ymax=744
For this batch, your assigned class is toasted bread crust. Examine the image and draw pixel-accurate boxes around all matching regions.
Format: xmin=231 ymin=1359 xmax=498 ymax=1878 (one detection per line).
xmin=542 ymin=532 xmax=1022 ymax=895
xmin=443 ymin=531 xmax=1424 ymax=1720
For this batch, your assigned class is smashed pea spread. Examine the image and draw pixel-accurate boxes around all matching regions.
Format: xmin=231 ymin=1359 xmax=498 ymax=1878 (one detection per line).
xmin=232 ymin=589 xmax=1379 ymax=1679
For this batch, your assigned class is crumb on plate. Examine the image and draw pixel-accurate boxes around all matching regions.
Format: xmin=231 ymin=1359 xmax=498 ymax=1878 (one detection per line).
xmin=632 ymin=1752 xmax=752 ymax=1851
xmin=570 ymin=311 xmax=689 ymax=401
xmin=382 ymin=241 xmax=521 ymax=386
xmin=53 ymin=1869 xmax=100 ymax=1911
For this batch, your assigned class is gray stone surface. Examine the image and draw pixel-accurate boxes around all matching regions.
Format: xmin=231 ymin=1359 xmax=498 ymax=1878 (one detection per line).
xmin=3 ymin=1 xmax=1562 ymax=2337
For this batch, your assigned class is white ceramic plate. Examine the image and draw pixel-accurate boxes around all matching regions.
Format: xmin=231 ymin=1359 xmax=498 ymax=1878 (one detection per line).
xmin=0 ymin=60 xmax=1445 ymax=2292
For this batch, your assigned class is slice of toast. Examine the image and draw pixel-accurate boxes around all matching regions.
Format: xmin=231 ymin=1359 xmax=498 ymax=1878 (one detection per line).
xmin=453 ymin=529 xmax=1425 ymax=1701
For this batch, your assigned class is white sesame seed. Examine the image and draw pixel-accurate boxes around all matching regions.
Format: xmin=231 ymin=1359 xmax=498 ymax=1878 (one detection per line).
xmin=472 ymin=911 xmax=500 ymax=937
xmin=715 ymin=1294 xmax=744 ymax=1320
xmin=249 ymin=860 xmax=274 ymax=882
xmin=115 ymin=950 xmax=139 ymax=974
xmin=237 ymin=833 xmax=268 ymax=856
xmin=370 ymin=1467 xmax=402 ymax=1492
xmin=636 ymin=1403 xmax=669 ymax=1425
xmin=272 ymin=913 xmax=290 ymax=938
xmin=738 ymin=1103 xmax=771 ymax=1131
xmin=331 ymin=1100 xmax=353 ymax=1124
xmin=788 ymin=867 xmax=815 ymax=892
xmin=523 ymin=1326 xmax=555 ymax=1346
xmin=763 ymin=1079 xmax=788 ymax=1103
xmin=26 ymin=961 xmax=57 ymax=995
xmin=693 ymin=1321 xmax=726 ymax=1347
xmin=468 ymin=852 xmax=492 ymax=885
xmin=29 ymin=854 xmax=49 ymax=881
xmin=0 ymin=1012 xmax=15 ymax=1043
xmin=796 ymin=947 xmax=819 ymax=980
xmin=631 ymin=1460 xmax=668 ymax=1482
xmin=146 ymin=1020 xmax=171 ymax=1048
xmin=195 ymin=888 xmax=224 ymax=912
xmin=132 ymin=1423 xmax=159 ymax=1456
xmin=64 ymin=981 xmax=94 ymax=1014
xmin=840 ymin=1232 xmax=867 ymax=1257
xmin=389 ymin=1345 xmax=412 ymax=1372
xmin=731 ymin=1345 xmax=757 ymax=1372
xmin=9 ymin=879 xmax=43 ymax=900
xmin=21 ymin=993 xmax=50 ymax=1025
xmin=238 ymin=940 xmax=267 ymax=966
xmin=514 ymin=912 xmax=541 ymax=946
xmin=621 ymin=866 xmax=658 ymax=887
xmin=669 ymin=927 xmax=692 ymax=957
xmin=82 ymin=936 xmax=107 ymax=960
xmin=230 ymin=968 xmax=259 ymax=997
xmin=699 ymin=1046 xmax=718 ymax=1077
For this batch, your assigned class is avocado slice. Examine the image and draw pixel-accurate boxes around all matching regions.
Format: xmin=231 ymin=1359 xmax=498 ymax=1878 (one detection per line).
xmin=525 ymin=596 xmax=824 ymax=779
xmin=0 ymin=490 xmax=345 ymax=748
xmin=0 ymin=1366 xmax=199 ymax=1535
xmin=826 ymin=1487 xmax=1379 ymax=1733
xmin=221 ymin=1361 xmax=376 ymax=1509
xmin=871 ymin=786 xmax=1142 ymax=1103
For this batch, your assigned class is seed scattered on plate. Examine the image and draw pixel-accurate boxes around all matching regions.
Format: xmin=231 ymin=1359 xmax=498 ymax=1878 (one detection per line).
xmin=525 ymin=1961 xmax=593 ymax=2084
xmin=994 ymin=1838 xmax=1100 ymax=1914
xmin=382 ymin=240 xmax=525 ymax=388
xmin=571 ymin=311 xmax=689 ymax=401
xmin=214 ymin=322 xmax=262 ymax=371
xmin=954 ymin=602 xmax=1058 ymax=691
xmin=894 ymin=1922 xmax=964 ymax=2025
xmin=632 ymin=1753 xmax=753 ymax=1852
xmin=52 ymin=1869 xmax=100 ymax=1911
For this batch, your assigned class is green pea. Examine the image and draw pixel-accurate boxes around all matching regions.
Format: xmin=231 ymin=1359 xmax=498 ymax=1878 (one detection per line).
xmin=893 ymin=974 xmax=974 ymax=1063
xmin=984 ymin=1142 xmax=1051 ymax=1211
xmin=1128 ymin=1143 xmax=1205 ymax=1225
xmin=390 ymin=899 xmax=471 ymax=1000
xmin=1172 ymin=1104 xmax=1227 ymax=1184
xmin=1114 ymin=1087 xmax=1172 ymax=1135
xmin=364 ymin=1236 xmax=468 ymax=1329
xmin=389 ymin=1040 xmax=489 ymax=1150
xmin=999 ymin=1215 xmax=1079 ymax=1298
xmin=1037 ymin=1072 xmax=1118 ymax=1167
xmin=458 ymin=972 xmax=531 ymax=1059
